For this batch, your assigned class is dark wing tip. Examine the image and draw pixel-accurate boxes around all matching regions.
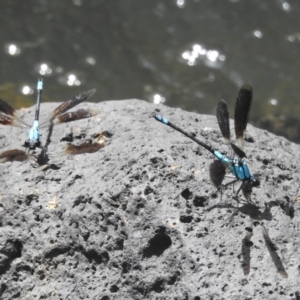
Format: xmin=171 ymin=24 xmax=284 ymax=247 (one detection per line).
xmin=234 ymin=83 xmax=253 ymax=141
xmin=216 ymin=99 xmax=230 ymax=141
xmin=241 ymin=83 xmax=252 ymax=93
xmin=237 ymin=83 xmax=253 ymax=105
xmin=218 ymin=99 xmax=227 ymax=104
xmin=238 ymin=83 xmax=253 ymax=99
xmin=217 ymin=99 xmax=229 ymax=113
xmin=217 ymin=99 xmax=227 ymax=107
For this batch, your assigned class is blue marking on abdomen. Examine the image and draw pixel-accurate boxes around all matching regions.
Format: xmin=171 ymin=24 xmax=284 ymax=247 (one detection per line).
xmin=214 ymin=150 xmax=230 ymax=164
xmin=37 ymin=79 xmax=43 ymax=90
xmin=229 ymin=163 xmax=251 ymax=180
xmin=29 ymin=120 xmax=40 ymax=141
xmin=214 ymin=150 xmax=252 ymax=181
xmin=155 ymin=114 xmax=169 ymax=125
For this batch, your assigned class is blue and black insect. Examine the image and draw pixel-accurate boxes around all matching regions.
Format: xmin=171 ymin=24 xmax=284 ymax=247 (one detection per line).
xmin=25 ymin=78 xmax=43 ymax=149
xmin=0 ymin=78 xmax=98 ymax=152
xmin=153 ymin=83 xmax=260 ymax=200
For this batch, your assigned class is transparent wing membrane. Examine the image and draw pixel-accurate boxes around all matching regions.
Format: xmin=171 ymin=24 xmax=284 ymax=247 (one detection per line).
xmin=0 ymin=98 xmax=29 ymax=128
xmin=52 ymin=109 xmax=100 ymax=125
xmin=49 ymin=89 xmax=96 ymax=121
xmin=0 ymin=97 xmax=16 ymax=116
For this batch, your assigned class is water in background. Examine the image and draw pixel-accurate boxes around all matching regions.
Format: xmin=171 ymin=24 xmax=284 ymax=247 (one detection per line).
xmin=1 ymin=0 xmax=300 ymax=143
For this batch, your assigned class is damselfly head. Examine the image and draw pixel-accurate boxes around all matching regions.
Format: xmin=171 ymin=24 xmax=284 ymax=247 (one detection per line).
xmin=251 ymin=176 xmax=260 ymax=187
xmin=24 ymin=139 xmax=41 ymax=150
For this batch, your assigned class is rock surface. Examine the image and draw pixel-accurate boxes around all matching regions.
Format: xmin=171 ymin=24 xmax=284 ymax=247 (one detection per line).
xmin=0 ymin=99 xmax=300 ymax=299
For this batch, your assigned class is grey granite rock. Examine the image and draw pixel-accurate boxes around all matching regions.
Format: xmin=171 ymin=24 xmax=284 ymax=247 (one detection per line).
xmin=0 ymin=99 xmax=299 ymax=299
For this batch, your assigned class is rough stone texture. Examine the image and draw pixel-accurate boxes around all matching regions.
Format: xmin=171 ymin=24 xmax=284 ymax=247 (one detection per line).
xmin=0 ymin=99 xmax=299 ymax=300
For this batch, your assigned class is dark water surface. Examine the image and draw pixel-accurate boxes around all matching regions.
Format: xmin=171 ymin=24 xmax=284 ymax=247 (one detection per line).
xmin=1 ymin=0 xmax=300 ymax=142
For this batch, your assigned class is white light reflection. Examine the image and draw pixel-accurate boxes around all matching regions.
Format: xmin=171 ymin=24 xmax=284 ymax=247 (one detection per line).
xmin=276 ymin=0 xmax=291 ymax=12
xmin=193 ymin=44 xmax=207 ymax=55
xmin=287 ymin=32 xmax=300 ymax=42
xmin=37 ymin=63 xmax=53 ymax=75
xmin=21 ymin=85 xmax=34 ymax=95
xmin=270 ymin=98 xmax=278 ymax=106
xmin=86 ymin=56 xmax=96 ymax=65
xmin=176 ymin=0 xmax=185 ymax=8
xmin=67 ymin=74 xmax=81 ymax=86
xmin=153 ymin=93 xmax=166 ymax=104
xmin=181 ymin=44 xmax=225 ymax=68
xmin=280 ymin=1 xmax=291 ymax=12
xmin=208 ymin=73 xmax=215 ymax=82
xmin=73 ymin=0 xmax=82 ymax=6
xmin=206 ymin=50 xmax=219 ymax=62
xmin=57 ymin=72 xmax=84 ymax=86
xmin=253 ymin=30 xmax=263 ymax=39
xmin=55 ymin=66 xmax=63 ymax=73
xmin=282 ymin=1 xmax=291 ymax=11
xmin=5 ymin=44 xmax=21 ymax=56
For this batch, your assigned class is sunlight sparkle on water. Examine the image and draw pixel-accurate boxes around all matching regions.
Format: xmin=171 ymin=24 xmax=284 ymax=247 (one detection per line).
xmin=86 ymin=56 xmax=96 ymax=65
xmin=181 ymin=44 xmax=225 ymax=68
xmin=206 ymin=50 xmax=220 ymax=62
xmin=153 ymin=93 xmax=166 ymax=104
xmin=282 ymin=1 xmax=291 ymax=11
xmin=73 ymin=0 xmax=82 ymax=6
xmin=67 ymin=74 xmax=81 ymax=86
xmin=176 ymin=0 xmax=185 ymax=8
xmin=253 ymin=30 xmax=263 ymax=38
xmin=5 ymin=44 xmax=21 ymax=56
xmin=287 ymin=32 xmax=300 ymax=42
xmin=270 ymin=98 xmax=278 ymax=106
xmin=21 ymin=85 xmax=34 ymax=95
xmin=37 ymin=63 xmax=52 ymax=75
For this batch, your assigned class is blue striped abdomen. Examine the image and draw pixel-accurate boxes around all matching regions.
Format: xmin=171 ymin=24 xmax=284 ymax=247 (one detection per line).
xmin=213 ymin=150 xmax=253 ymax=181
